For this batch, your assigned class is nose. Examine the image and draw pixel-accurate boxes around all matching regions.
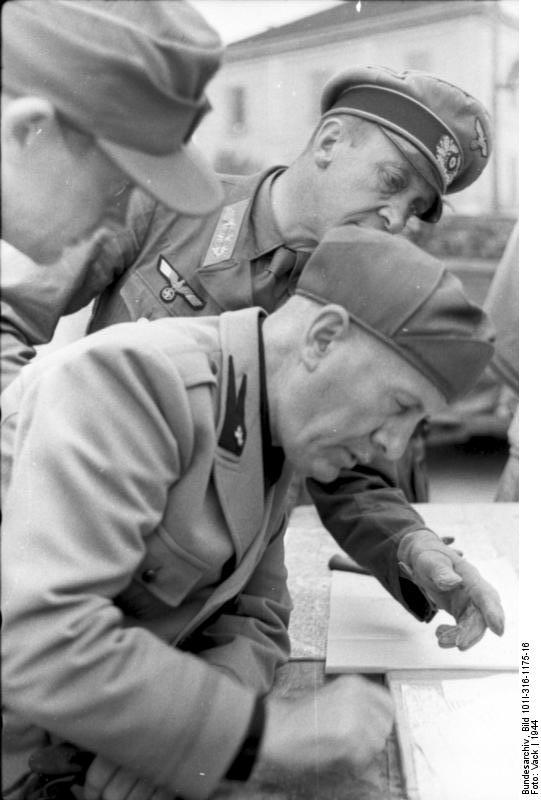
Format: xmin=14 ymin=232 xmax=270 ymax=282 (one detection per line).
xmin=370 ymin=419 xmax=416 ymax=461
xmin=379 ymin=201 xmax=408 ymax=234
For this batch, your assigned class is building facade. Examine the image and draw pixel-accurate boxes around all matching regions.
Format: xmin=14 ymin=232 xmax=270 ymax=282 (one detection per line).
xmin=195 ymin=0 xmax=518 ymax=215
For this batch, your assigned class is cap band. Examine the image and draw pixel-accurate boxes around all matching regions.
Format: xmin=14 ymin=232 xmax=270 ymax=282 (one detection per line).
xmin=326 ymin=85 xmax=463 ymax=191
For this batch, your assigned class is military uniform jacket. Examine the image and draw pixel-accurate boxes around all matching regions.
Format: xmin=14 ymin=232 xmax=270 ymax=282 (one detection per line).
xmin=1 ymin=309 xmax=293 ymax=800
xmin=1 ymin=169 xmax=435 ymax=620
xmin=91 ymin=170 xmax=435 ymax=620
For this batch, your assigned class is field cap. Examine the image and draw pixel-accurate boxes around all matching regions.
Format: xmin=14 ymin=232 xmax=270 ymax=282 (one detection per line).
xmin=321 ymin=66 xmax=492 ymax=222
xmin=295 ymin=225 xmax=495 ymax=403
xmin=2 ymin=0 xmax=224 ymax=215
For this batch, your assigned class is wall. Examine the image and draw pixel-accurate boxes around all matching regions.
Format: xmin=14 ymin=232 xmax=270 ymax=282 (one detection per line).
xmin=194 ymin=6 xmax=518 ymax=215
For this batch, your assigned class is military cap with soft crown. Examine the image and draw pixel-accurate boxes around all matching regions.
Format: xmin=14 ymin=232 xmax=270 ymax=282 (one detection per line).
xmin=321 ymin=66 xmax=492 ymax=223
xmin=295 ymin=225 xmax=495 ymax=403
xmin=2 ymin=0 xmax=224 ymax=215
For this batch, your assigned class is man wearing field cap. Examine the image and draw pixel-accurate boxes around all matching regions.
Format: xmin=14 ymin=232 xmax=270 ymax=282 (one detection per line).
xmin=2 ymin=226 xmax=503 ymax=800
xmin=1 ymin=0 xmax=223 ymax=389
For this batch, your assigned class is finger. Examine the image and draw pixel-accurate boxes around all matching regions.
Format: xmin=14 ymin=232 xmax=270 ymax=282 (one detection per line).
xmin=85 ymin=759 xmax=118 ymax=800
xmin=125 ymin=779 xmax=158 ymax=800
xmin=102 ymin=769 xmax=140 ymax=800
xmin=454 ymin=562 xmax=505 ymax=636
xmin=150 ymin=789 xmax=176 ymax=800
xmin=415 ymin=551 xmax=463 ymax=591
xmin=435 ymin=623 xmax=459 ymax=648
xmin=455 ymin=603 xmax=487 ymax=651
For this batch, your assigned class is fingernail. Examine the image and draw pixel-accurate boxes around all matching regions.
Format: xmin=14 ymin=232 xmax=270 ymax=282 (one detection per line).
xmin=437 ymin=575 xmax=462 ymax=589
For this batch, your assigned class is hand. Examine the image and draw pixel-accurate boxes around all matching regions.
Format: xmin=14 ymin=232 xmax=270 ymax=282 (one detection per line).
xmin=256 ymin=675 xmax=394 ymax=782
xmin=84 ymin=756 xmax=174 ymax=800
xmin=398 ymin=530 xmax=505 ymax=650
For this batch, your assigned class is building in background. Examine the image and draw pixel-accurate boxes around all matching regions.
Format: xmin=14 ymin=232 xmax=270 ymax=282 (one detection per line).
xmin=196 ymin=0 xmax=518 ymax=216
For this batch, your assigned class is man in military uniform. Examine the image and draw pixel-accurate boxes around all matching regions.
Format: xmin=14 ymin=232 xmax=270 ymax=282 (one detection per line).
xmin=1 ymin=0 xmax=224 ymax=390
xmin=1 ymin=60 xmax=497 ymax=698
xmin=75 ymin=66 xmax=493 ymax=608
xmin=2 ymin=227 xmax=502 ymax=800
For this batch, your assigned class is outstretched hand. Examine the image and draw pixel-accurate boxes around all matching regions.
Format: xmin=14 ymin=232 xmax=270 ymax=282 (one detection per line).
xmin=398 ymin=530 xmax=505 ymax=650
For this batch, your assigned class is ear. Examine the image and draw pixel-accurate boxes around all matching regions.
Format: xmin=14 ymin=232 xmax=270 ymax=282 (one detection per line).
xmin=302 ymin=304 xmax=350 ymax=370
xmin=2 ymin=97 xmax=58 ymax=153
xmin=312 ymin=117 xmax=346 ymax=169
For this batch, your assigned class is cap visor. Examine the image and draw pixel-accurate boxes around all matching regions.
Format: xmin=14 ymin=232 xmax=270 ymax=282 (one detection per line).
xmin=97 ymin=139 xmax=223 ymax=216
xmin=380 ymin=128 xmax=443 ymax=223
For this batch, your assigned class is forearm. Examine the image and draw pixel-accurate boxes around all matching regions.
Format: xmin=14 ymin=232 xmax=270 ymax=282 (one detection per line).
xmin=308 ymin=464 xmax=436 ymax=621
xmin=196 ymin=534 xmax=292 ymax=693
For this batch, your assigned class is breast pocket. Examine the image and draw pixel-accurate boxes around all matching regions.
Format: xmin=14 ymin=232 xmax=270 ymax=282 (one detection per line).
xmin=132 ymin=526 xmax=211 ymax=607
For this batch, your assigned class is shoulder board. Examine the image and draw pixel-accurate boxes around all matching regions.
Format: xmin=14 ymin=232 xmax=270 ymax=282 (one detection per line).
xmin=202 ymin=198 xmax=250 ymax=267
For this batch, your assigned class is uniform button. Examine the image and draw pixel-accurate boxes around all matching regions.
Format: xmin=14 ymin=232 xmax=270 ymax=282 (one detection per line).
xmin=141 ymin=568 xmax=158 ymax=583
xmin=209 ymin=361 xmax=218 ymax=375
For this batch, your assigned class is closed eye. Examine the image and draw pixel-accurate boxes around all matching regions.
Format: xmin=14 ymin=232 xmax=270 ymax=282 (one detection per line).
xmin=376 ymin=162 xmax=410 ymax=195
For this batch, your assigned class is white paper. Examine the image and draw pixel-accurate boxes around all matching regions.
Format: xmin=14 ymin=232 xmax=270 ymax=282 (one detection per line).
xmin=326 ymin=557 xmax=518 ymax=672
xmin=399 ymin=674 xmax=518 ymax=800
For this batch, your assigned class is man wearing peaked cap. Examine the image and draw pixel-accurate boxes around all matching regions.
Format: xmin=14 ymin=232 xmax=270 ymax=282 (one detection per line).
xmin=1 ymin=0 xmax=224 ymax=386
xmin=320 ymin=65 xmax=492 ymax=222
xmin=1 ymin=226 xmax=503 ymax=799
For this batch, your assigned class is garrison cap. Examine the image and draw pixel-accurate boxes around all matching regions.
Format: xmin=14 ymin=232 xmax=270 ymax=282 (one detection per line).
xmin=2 ymin=0 xmax=224 ymax=215
xmin=295 ymin=225 xmax=495 ymax=403
xmin=321 ymin=66 xmax=492 ymax=223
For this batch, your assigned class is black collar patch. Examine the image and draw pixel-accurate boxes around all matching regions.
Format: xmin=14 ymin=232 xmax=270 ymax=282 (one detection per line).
xmin=218 ymin=356 xmax=247 ymax=457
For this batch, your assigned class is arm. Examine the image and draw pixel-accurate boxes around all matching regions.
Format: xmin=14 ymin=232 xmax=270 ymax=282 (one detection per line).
xmin=195 ymin=521 xmax=292 ymax=693
xmin=309 ymin=461 xmax=505 ymax=648
xmin=1 ymin=334 xmax=257 ymax=800
xmin=308 ymin=460 xmax=437 ymax=621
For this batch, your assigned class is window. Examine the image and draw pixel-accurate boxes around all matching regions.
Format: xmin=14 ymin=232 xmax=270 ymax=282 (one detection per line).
xmin=228 ymin=85 xmax=247 ymax=134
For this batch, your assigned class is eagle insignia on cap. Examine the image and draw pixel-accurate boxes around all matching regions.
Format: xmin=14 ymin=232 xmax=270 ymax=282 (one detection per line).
xmin=435 ymin=135 xmax=461 ymax=188
xmin=470 ymin=117 xmax=489 ymax=158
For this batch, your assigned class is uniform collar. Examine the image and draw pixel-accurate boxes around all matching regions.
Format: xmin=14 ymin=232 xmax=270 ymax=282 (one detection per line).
xmin=213 ymin=308 xmax=272 ymax=559
xmin=242 ymin=167 xmax=287 ymax=261
xmin=257 ymin=313 xmax=285 ymax=488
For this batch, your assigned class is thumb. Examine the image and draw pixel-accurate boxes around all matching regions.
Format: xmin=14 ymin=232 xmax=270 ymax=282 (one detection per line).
xmin=416 ymin=551 xmax=463 ymax=591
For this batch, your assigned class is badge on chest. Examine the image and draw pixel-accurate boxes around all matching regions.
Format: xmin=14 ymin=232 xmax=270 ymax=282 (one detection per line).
xmin=157 ymin=256 xmax=206 ymax=309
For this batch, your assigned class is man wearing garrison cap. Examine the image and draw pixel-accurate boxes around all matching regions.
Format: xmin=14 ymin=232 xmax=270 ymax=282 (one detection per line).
xmin=62 ymin=66 xmax=495 ymax=636
xmin=1 ymin=0 xmax=224 ymax=389
xmin=2 ymin=227 xmax=503 ymax=800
